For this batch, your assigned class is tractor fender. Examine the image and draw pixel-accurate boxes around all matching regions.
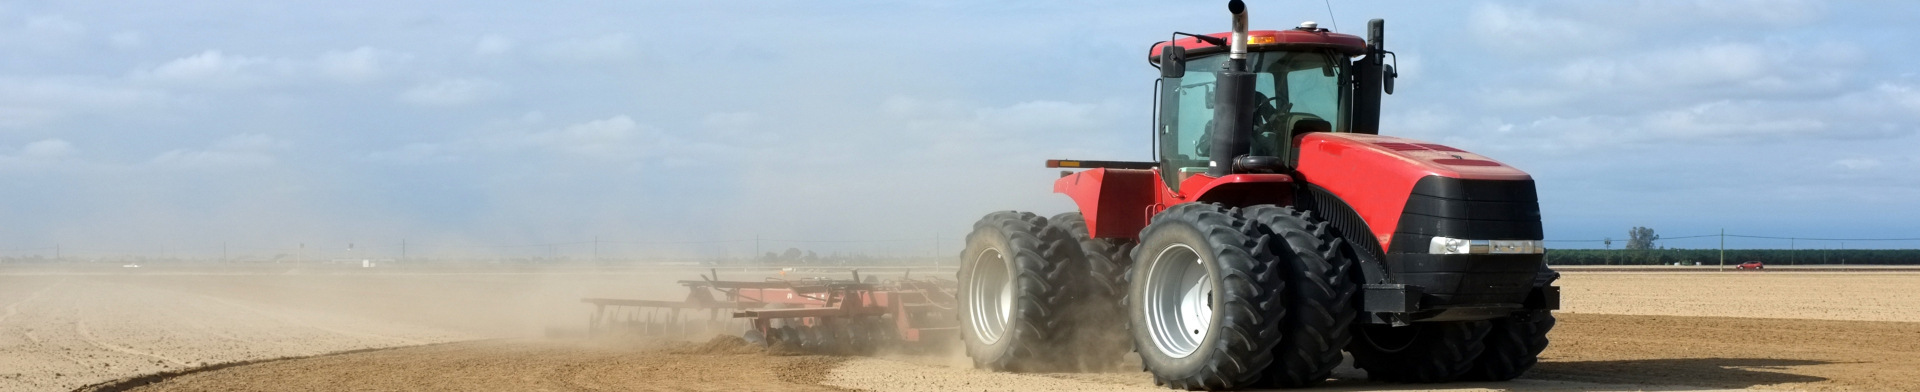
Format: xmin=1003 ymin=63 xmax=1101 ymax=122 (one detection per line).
xmin=1053 ymin=168 xmax=1156 ymax=239
xmin=1292 ymin=133 xmax=1532 ymax=252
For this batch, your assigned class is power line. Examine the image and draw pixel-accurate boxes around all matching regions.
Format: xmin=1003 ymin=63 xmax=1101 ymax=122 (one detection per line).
xmin=1724 ymin=234 xmax=1920 ymax=241
xmin=1548 ymin=233 xmax=1920 ymax=242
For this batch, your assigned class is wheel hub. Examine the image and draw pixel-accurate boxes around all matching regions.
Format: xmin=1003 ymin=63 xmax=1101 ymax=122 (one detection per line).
xmin=967 ymin=248 xmax=1014 ymax=345
xmin=1145 ymin=244 xmax=1213 ymax=358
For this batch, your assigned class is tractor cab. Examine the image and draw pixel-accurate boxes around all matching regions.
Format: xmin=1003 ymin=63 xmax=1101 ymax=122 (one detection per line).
xmin=1149 ymin=25 xmax=1387 ymax=191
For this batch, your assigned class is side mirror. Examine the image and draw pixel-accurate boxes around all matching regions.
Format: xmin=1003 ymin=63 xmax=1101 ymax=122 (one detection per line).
xmin=1382 ymin=64 xmax=1397 ymax=95
xmin=1159 ymin=45 xmax=1186 ymax=78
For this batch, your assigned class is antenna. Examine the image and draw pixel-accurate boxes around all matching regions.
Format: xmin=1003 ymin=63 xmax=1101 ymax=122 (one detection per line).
xmin=1321 ymin=0 xmax=1341 ymax=32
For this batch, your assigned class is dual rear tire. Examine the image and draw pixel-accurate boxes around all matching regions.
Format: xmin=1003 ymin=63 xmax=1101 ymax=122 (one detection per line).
xmin=1124 ymin=203 xmax=1357 ymax=389
xmin=957 ymin=211 xmax=1081 ymax=371
xmin=958 ymin=204 xmax=1551 ymax=388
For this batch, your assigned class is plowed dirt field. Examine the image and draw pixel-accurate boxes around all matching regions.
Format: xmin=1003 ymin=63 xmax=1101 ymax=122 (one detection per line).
xmin=5 ymin=266 xmax=1918 ymax=391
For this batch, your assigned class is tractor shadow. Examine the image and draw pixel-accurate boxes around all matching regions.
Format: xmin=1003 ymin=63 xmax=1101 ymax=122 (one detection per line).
xmin=1522 ymin=357 xmax=1830 ymax=390
xmin=1301 ymin=357 xmax=1830 ymax=391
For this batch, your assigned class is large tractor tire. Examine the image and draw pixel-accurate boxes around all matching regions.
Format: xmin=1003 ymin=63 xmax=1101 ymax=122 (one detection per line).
xmin=958 ymin=211 xmax=1081 ymax=371
xmin=1048 ymin=212 xmax=1136 ymax=371
xmin=1462 ymin=311 xmax=1555 ymax=381
xmin=1348 ymin=321 xmax=1492 ymax=383
xmin=1128 ymin=203 xmax=1286 ymax=390
xmin=1242 ymin=205 xmax=1358 ymax=388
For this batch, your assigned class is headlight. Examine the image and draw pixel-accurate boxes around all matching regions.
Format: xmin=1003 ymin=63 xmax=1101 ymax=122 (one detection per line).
xmin=1428 ymin=237 xmax=1543 ymax=255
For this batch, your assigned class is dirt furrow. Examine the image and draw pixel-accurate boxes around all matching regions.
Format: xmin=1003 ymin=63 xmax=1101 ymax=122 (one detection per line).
xmin=73 ymin=319 xmax=191 ymax=367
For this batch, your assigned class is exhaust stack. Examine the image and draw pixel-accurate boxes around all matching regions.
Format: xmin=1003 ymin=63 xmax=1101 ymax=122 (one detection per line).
xmin=1228 ymin=0 xmax=1249 ymax=60
xmin=1207 ymin=0 xmax=1257 ymax=177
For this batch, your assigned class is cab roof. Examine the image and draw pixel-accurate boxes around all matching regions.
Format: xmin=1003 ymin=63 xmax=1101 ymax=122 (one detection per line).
xmin=1148 ymin=29 xmax=1367 ymax=64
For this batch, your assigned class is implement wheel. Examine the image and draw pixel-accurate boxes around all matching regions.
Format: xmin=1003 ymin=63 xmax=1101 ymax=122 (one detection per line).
xmin=1129 ymin=203 xmax=1285 ymax=390
xmin=1348 ymin=321 xmax=1491 ymax=383
xmin=958 ymin=211 xmax=1079 ymax=371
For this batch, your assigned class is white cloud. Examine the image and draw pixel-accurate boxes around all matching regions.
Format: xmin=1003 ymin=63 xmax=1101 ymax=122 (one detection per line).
xmin=0 ymin=139 xmax=76 ymax=169
xmin=397 ymin=78 xmax=505 ymax=106
xmin=1639 ymin=101 xmax=1828 ymax=141
xmin=1833 ymin=158 xmax=1880 ymax=170
xmin=133 ymin=48 xmax=415 ymax=89
xmin=474 ymin=34 xmax=514 ymax=55
xmin=872 ymin=97 xmax=1124 ymax=160
xmin=108 ymin=31 xmax=143 ymax=49
xmin=24 ymin=15 xmax=84 ymax=36
xmin=702 ymin=112 xmax=760 ymax=129
xmin=364 ymin=143 xmax=456 ymax=164
xmin=0 ymin=1 xmax=1914 ymax=251
xmin=511 ymin=115 xmax=651 ymax=159
xmin=0 ymin=77 xmax=158 ymax=107
xmin=538 ymin=33 xmax=633 ymax=63
xmin=151 ymin=134 xmax=288 ymax=168
xmin=1549 ymin=43 xmax=1855 ymax=94
xmin=0 ymin=77 xmax=164 ymax=128
xmin=20 ymin=139 xmax=75 ymax=158
xmin=1573 ymin=0 xmax=1824 ymax=27
xmin=149 ymin=51 xmax=263 ymax=79
xmin=978 ymin=100 xmax=1101 ymax=131
xmin=370 ymin=115 xmax=667 ymax=164
xmin=316 ymin=47 xmax=408 ymax=83
xmin=1469 ymin=4 xmax=1621 ymax=54
xmin=1876 ymin=83 xmax=1920 ymax=111
xmin=132 ymin=50 xmax=284 ymax=88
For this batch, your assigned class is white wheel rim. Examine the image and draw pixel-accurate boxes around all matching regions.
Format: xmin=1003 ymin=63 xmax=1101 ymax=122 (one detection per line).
xmin=967 ymin=248 xmax=1014 ymax=345
xmin=1144 ymin=244 xmax=1212 ymax=358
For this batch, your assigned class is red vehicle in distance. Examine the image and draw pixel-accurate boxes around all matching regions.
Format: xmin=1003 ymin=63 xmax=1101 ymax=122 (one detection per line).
xmin=1737 ymin=261 xmax=1765 ymax=270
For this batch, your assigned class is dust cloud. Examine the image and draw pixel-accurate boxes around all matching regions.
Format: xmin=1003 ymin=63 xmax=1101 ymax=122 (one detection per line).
xmin=0 ymin=262 xmax=790 ymax=391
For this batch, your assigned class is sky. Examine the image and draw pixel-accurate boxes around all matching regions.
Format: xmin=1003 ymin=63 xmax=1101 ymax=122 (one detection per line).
xmin=1 ymin=0 xmax=1917 ymax=259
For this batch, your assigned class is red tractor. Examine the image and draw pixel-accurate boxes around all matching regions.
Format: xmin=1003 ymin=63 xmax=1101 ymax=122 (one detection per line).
xmin=957 ymin=2 xmax=1558 ymax=390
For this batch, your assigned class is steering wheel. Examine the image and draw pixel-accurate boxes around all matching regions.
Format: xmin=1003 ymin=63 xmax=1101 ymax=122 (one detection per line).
xmin=1252 ymin=92 xmax=1293 ymax=131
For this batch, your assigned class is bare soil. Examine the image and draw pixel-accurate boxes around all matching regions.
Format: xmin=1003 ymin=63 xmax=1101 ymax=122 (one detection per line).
xmin=1556 ymin=272 xmax=1920 ymax=322
xmin=112 ymin=312 xmax=1914 ymax=391
xmin=1535 ymin=313 xmax=1920 ymax=391
xmin=99 ymin=337 xmax=849 ymax=392
xmin=8 ymin=267 xmax=1920 ymax=392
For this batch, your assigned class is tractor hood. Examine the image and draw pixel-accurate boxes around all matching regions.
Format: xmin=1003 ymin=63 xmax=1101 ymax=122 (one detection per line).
xmin=1298 ymin=133 xmax=1530 ymax=182
xmin=1292 ymin=132 xmax=1534 ymax=253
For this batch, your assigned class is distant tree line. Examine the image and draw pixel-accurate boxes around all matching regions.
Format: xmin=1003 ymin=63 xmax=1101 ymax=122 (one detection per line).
xmin=1541 ymin=226 xmax=1920 ymax=265
xmin=1546 ymin=248 xmax=1920 ymax=265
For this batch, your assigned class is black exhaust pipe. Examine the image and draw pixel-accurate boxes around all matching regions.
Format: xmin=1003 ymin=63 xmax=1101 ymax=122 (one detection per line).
xmin=1352 ymin=19 xmax=1387 ymax=135
xmin=1207 ymin=0 xmax=1256 ymax=177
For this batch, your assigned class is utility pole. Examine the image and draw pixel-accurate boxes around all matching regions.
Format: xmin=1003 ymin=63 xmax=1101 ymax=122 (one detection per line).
xmin=1603 ymin=237 xmax=1612 ymax=265
xmin=593 ymin=236 xmax=600 ymax=262
xmin=401 ymin=239 xmax=407 ymax=262
xmin=1790 ymin=238 xmax=1796 ymax=265
xmin=754 ymin=234 xmax=761 ymax=262
xmin=1718 ymin=228 xmax=1725 ymax=271
xmin=55 ymin=244 xmax=60 ymax=261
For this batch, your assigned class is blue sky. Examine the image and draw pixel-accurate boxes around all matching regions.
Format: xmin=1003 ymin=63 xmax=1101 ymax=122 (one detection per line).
xmin=2 ymin=1 xmax=1917 ymax=259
